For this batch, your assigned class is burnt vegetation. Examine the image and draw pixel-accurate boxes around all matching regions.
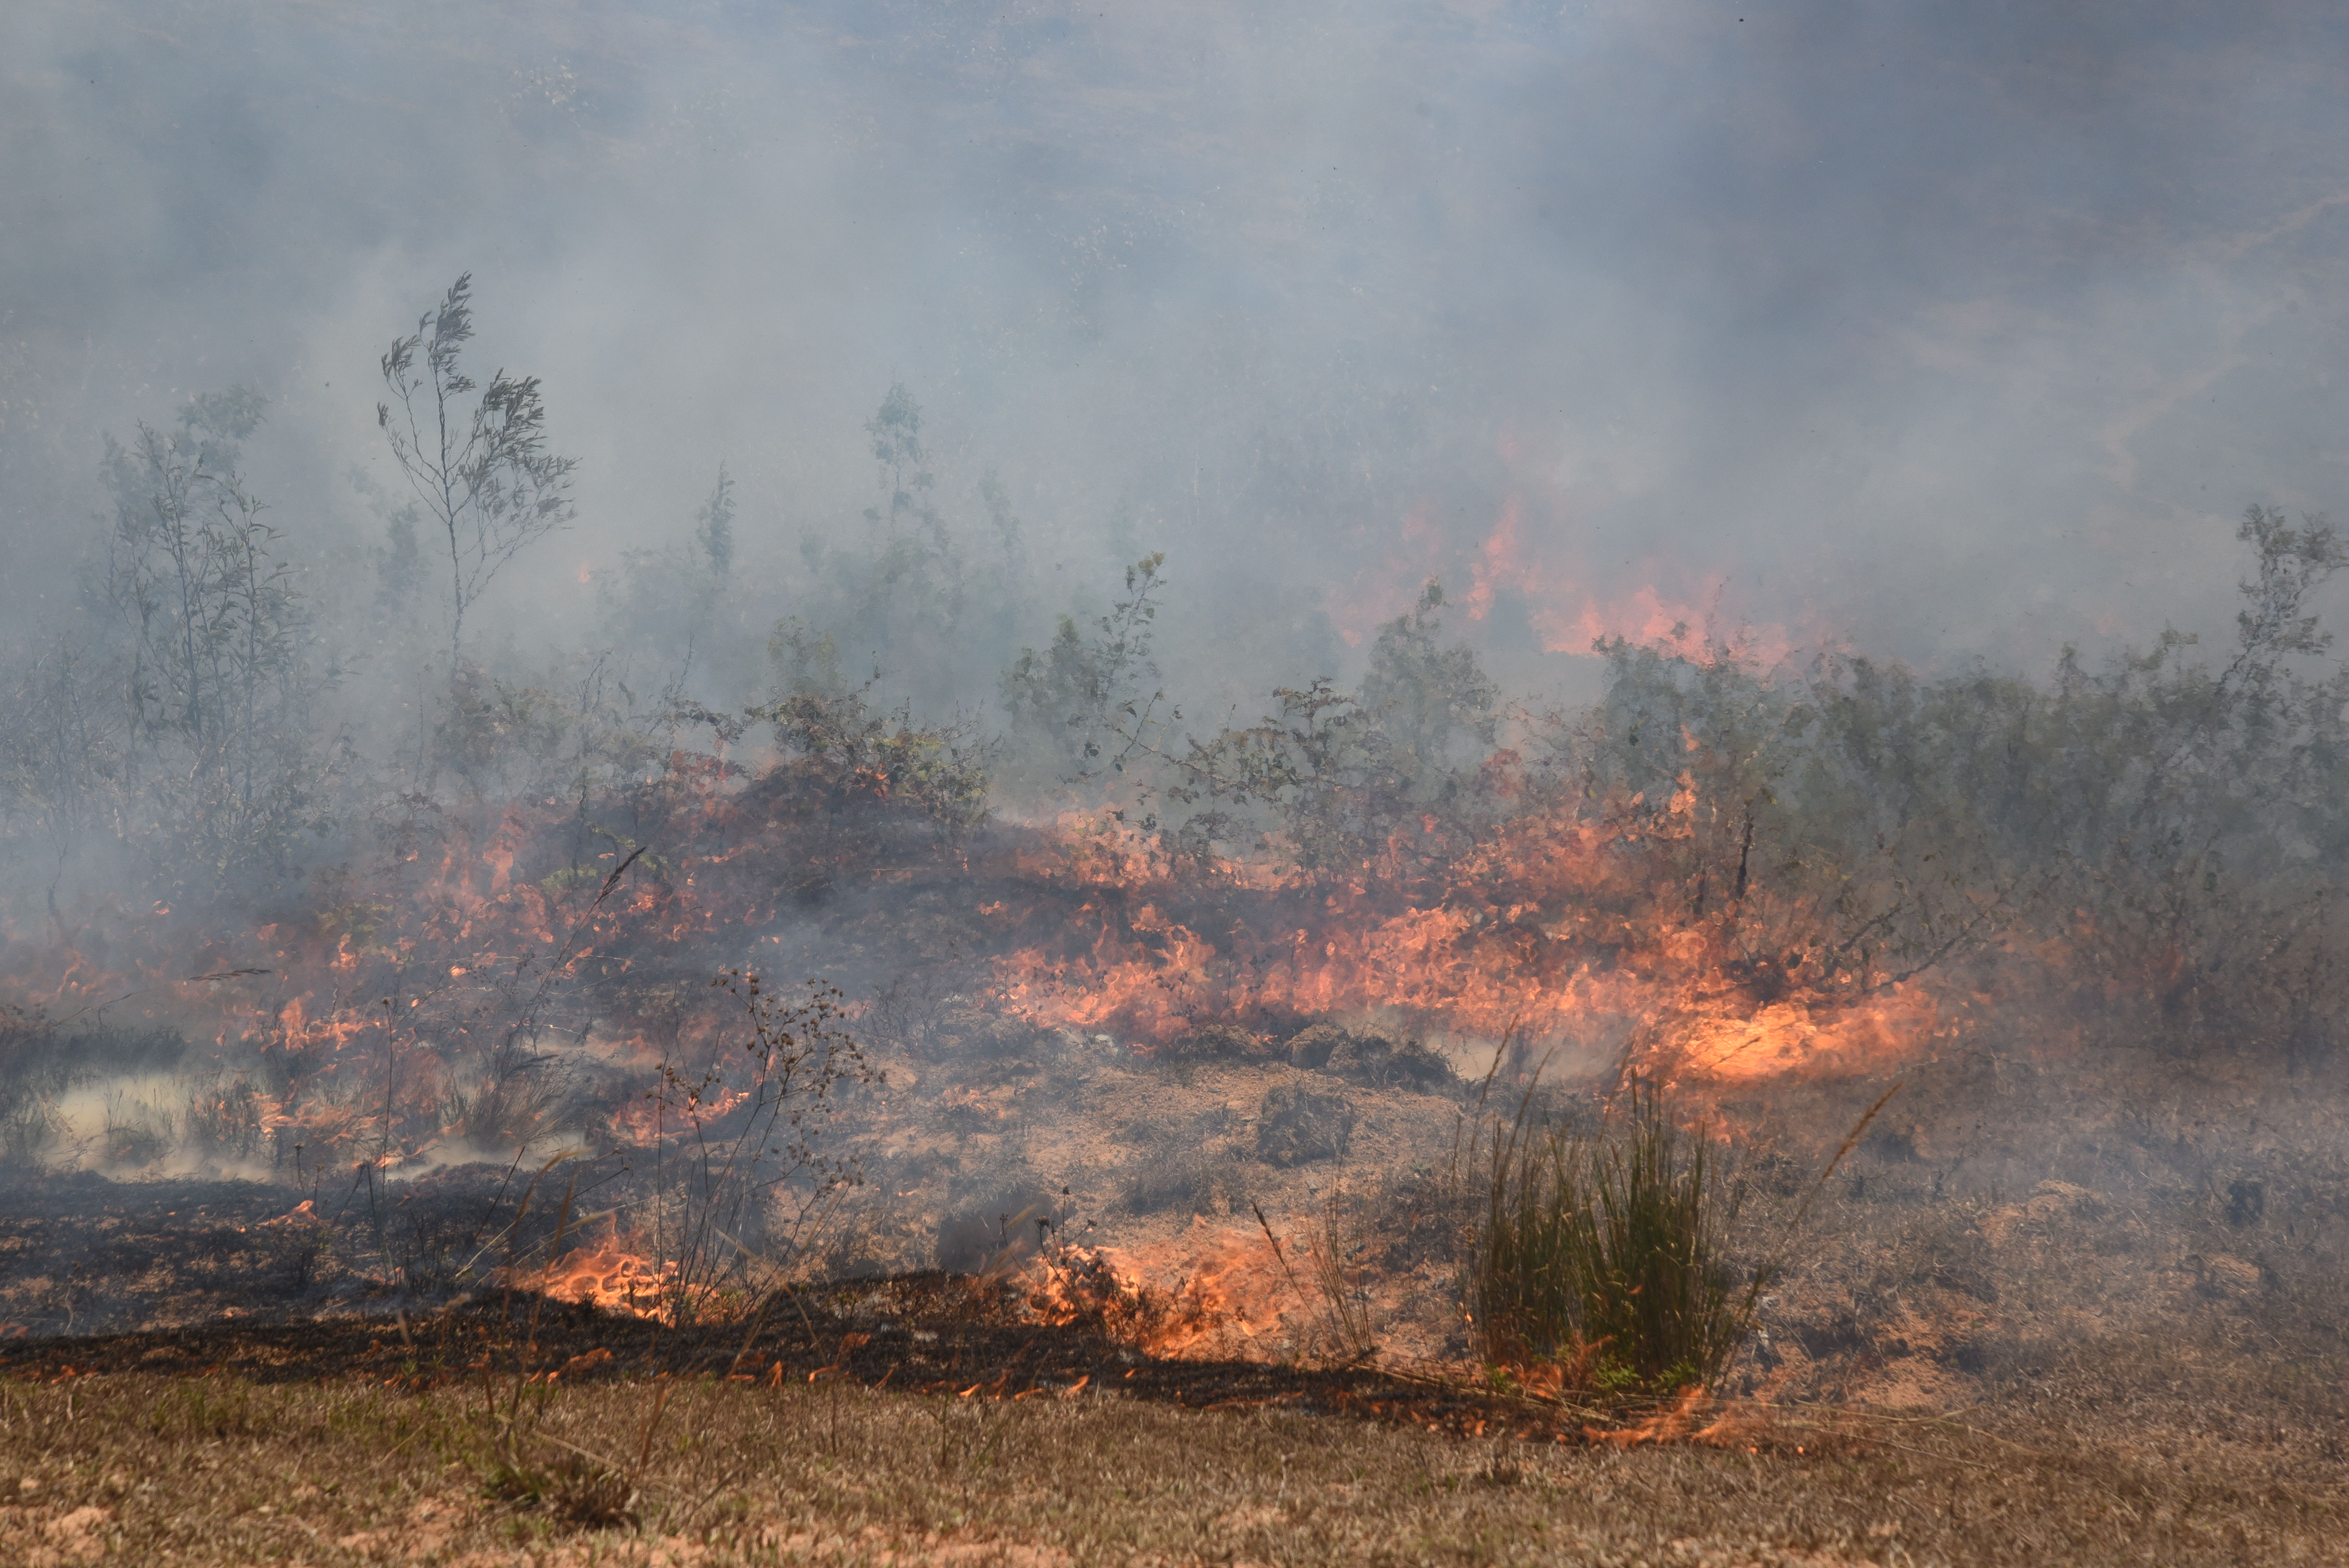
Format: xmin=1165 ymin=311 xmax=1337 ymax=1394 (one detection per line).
xmin=1 ymin=277 xmax=2348 ymax=1554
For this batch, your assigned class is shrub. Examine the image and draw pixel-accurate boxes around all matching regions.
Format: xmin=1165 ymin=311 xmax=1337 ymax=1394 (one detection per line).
xmin=1164 ymin=1022 xmax=1273 ymax=1062
xmin=1254 ymin=1083 xmax=1354 ymax=1167
xmin=639 ymin=970 xmax=875 ymax=1319
xmin=1321 ymin=1029 xmax=1454 ymax=1091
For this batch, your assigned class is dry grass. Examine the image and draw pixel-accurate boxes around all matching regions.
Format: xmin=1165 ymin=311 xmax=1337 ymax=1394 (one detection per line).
xmin=4 ymin=1035 xmax=2349 ymax=1563
xmin=2 ymin=1326 xmax=2343 ymax=1567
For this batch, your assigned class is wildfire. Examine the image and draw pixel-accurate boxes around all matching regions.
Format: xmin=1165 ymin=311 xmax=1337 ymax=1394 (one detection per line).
xmin=0 ymin=711 xmax=1956 ymax=1199
xmin=0 ymin=672 xmax=1962 ymax=1388
xmin=987 ymin=792 xmax=1948 ymax=1083
xmin=1022 ymin=1226 xmax=1306 ymax=1361
xmin=529 ymin=1243 xmax=679 ymax=1321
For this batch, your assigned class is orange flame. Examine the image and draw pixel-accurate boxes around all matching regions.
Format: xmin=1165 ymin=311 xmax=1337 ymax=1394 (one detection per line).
xmin=530 ymin=1244 xmax=678 ymax=1321
xmin=989 ymin=798 xmax=1948 ymax=1081
xmin=1024 ymin=1226 xmax=1306 ymax=1361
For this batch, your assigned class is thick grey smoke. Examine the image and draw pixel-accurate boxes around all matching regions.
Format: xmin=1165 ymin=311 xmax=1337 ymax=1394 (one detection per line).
xmin=7 ymin=0 xmax=2349 ymax=1352
xmin=4 ymin=0 xmax=2345 ymax=691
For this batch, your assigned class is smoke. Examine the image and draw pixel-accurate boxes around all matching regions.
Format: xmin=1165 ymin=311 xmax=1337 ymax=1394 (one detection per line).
xmin=1 ymin=1 xmax=2346 ymax=1079
xmin=2 ymin=0 xmax=2344 ymax=694
xmin=9 ymin=3 xmax=2349 ymax=1386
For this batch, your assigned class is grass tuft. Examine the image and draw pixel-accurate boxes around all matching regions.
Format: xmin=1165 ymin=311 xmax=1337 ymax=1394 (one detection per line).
xmin=1470 ymin=1078 xmax=1766 ymax=1397
xmin=483 ymin=1453 xmax=639 ymax=1531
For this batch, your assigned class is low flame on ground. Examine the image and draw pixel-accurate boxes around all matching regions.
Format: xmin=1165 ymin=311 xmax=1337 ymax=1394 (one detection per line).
xmin=2 ymin=727 xmax=1972 ymax=1192
xmin=528 ymin=1243 xmax=683 ymax=1322
xmin=991 ymin=803 xmax=1955 ymax=1083
xmin=1024 ymin=1222 xmax=1324 ymax=1361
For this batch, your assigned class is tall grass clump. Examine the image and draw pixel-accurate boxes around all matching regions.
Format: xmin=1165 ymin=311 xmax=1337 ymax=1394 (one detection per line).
xmin=1471 ymin=1080 xmax=1766 ymax=1396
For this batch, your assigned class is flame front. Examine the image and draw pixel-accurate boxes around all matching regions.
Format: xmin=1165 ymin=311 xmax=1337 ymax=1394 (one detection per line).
xmin=990 ymin=793 xmax=1949 ymax=1082
xmin=2 ymin=730 xmax=1955 ymax=1184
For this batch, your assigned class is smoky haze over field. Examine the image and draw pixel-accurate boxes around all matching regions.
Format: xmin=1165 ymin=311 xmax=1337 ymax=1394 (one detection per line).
xmin=14 ymin=0 xmax=2349 ymax=1390
xmin=4 ymin=0 xmax=2347 ymax=694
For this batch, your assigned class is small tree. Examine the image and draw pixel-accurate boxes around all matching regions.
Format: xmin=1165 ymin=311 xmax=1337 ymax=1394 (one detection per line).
xmin=102 ymin=389 xmax=333 ymax=886
xmin=1002 ymin=552 xmax=1170 ymax=775
xmin=695 ymin=463 xmax=736 ymax=577
xmin=863 ymin=381 xmax=941 ymax=547
xmin=0 ymin=638 xmax=121 ymax=872
xmin=600 ymin=466 xmax=745 ymax=694
xmin=786 ymin=384 xmax=993 ymax=712
xmin=1048 ymin=575 xmax=1501 ymax=876
xmin=1358 ymin=581 xmax=1501 ymax=787
xmin=377 ymin=274 xmax=577 ymax=653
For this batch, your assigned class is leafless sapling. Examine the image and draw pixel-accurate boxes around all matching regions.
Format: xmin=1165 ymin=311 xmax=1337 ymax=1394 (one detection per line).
xmin=378 ymin=274 xmax=577 ymax=655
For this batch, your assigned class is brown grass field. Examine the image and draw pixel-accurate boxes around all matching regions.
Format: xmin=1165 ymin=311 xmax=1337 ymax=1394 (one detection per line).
xmin=1 ymin=1308 xmax=2344 ymax=1566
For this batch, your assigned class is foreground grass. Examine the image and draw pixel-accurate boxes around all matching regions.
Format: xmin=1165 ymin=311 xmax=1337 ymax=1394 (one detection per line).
xmin=3 ymin=1336 xmax=2345 ymax=1568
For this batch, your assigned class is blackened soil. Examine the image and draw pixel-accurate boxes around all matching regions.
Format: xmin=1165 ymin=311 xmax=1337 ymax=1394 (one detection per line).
xmin=0 ymin=1164 xmax=592 ymax=1335
xmin=0 ymin=1274 xmax=1616 ymax=1444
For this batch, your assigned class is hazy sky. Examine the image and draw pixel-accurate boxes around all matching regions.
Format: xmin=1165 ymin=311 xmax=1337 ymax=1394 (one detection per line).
xmin=5 ymin=0 xmax=2346 ymax=690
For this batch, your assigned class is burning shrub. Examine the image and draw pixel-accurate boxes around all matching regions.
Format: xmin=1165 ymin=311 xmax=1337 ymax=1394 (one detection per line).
xmin=1025 ymin=1246 xmax=1192 ymax=1347
xmin=1471 ymin=1081 xmax=1768 ymax=1397
xmin=1254 ymin=1083 xmax=1355 ymax=1167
